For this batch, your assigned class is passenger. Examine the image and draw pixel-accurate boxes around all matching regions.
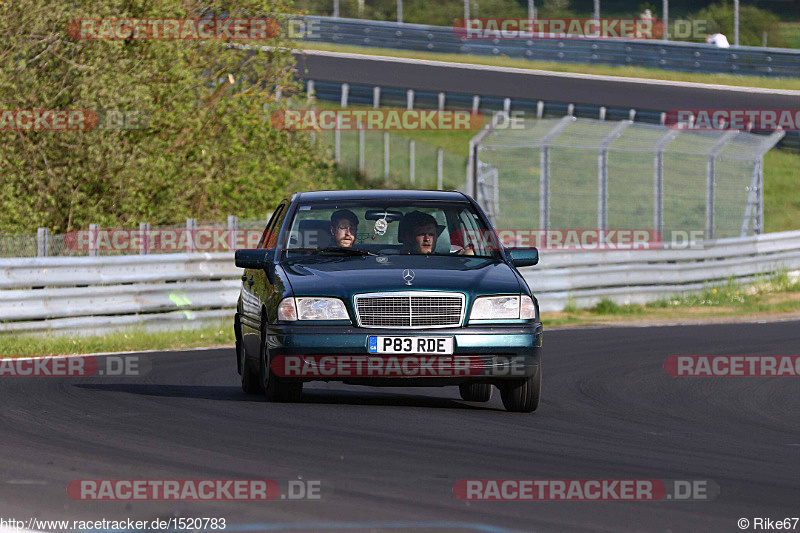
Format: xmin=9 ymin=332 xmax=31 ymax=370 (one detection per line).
xmin=330 ymin=209 xmax=359 ymax=248
xmin=400 ymin=211 xmax=474 ymax=255
xmin=402 ymin=211 xmax=439 ymax=254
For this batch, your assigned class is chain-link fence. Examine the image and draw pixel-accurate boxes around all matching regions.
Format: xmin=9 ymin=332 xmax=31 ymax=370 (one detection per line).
xmin=316 ymin=128 xmax=467 ymax=191
xmin=469 ymin=116 xmax=784 ymax=240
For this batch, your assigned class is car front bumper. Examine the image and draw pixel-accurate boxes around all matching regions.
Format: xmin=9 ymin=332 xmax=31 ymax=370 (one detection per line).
xmin=264 ymin=323 xmax=542 ymax=386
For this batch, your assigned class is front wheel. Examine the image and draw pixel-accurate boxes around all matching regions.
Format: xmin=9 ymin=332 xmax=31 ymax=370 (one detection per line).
xmin=500 ymin=365 xmax=541 ymax=413
xmin=459 ymin=383 xmax=493 ymax=402
xmin=260 ymin=322 xmax=302 ymax=402
xmin=238 ymin=314 xmax=263 ymax=395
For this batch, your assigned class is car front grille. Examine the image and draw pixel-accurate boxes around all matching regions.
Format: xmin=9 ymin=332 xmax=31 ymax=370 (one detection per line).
xmin=354 ymin=292 xmax=465 ymax=329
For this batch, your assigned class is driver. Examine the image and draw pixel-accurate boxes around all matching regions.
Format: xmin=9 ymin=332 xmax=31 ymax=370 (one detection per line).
xmin=330 ymin=209 xmax=359 ymax=248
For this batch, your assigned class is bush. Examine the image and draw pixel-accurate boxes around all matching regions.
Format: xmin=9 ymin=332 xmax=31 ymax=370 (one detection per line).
xmin=0 ymin=0 xmax=344 ymax=233
xmin=688 ymin=1 xmax=785 ymax=47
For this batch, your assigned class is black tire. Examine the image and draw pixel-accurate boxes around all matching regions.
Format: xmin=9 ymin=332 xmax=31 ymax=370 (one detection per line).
xmin=459 ymin=383 xmax=493 ymax=402
xmin=500 ymin=364 xmax=541 ymax=413
xmin=241 ymin=356 xmax=264 ymax=395
xmin=238 ymin=314 xmax=263 ymax=395
xmin=259 ymin=321 xmax=302 ymax=403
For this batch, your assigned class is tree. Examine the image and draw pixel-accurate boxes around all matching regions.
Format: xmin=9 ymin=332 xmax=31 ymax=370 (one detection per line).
xmin=690 ymin=1 xmax=785 ymax=46
xmin=0 ymin=0 xmax=340 ymax=233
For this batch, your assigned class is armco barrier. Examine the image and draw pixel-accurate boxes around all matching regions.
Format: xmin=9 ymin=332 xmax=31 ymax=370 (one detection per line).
xmin=2 ymin=230 xmax=800 ymax=334
xmin=303 ymin=16 xmax=800 ymax=78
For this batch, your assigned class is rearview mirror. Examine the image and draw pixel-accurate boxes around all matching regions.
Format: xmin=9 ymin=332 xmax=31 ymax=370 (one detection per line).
xmin=509 ymin=247 xmax=538 ymax=267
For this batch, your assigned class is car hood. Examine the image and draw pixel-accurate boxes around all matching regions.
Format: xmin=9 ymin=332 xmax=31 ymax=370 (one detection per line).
xmin=281 ymin=255 xmax=523 ymax=301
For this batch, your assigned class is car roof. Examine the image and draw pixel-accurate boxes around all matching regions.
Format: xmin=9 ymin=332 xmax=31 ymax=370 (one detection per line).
xmin=294 ymin=189 xmax=470 ymax=202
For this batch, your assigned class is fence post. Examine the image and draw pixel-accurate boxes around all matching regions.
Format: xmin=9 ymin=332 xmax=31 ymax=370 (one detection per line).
xmin=359 ymin=123 xmax=365 ymax=174
xmin=186 ymin=218 xmax=196 ymax=253
xmin=706 ymin=131 xmax=738 ymax=240
xmin=654 ymin=130 xmax=677 ymax=239
xmin=37 ymin=228 xmax=48 ymax=257
xmin=335 ymin=114 xmax=341 ymax=163
xmin=597 ymin=120 xmax=632 ymax=232
xmin=306 ymin=80 xmax=315 ymax=105
xmin=373 ymin=86 xmax=381 ymax=108
xmin=384 ymin=132 xmax=390 ymax=184
xmin=438 ymin=92 xmax=445 ymax=110
xmin=599 ymin=106 xmax=606 ymax=120
xmin=409 ymin=140 xmax=415 ymax=186
xmin=539 ymin=116 xmax=574 ymax=230
xmin=89 ymin=223 xmax=99 ymax=257
xmin=472 ymin=95 xmax=480 ymax=113
xmin=340 ymin=82 xmax=349 ymax=107
xmin=227 ymin=215 xmax=238 ymax=251
xmin=757 ymin=159 xmax=764 ymax=235
xmin=139 ymin=222 xmax=150 ymax=255
xmin=407 ymin=89 xmax=415 ymax=110
xmin=437 ymin=148 xmax=444 ymax=190
xmin=503 ymin=98 xmax=511 ymax=114
xmin=537 ymin=101 xmax=544 ymax=119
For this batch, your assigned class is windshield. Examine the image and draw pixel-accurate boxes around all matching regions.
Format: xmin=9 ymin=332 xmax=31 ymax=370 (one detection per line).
xmin=283 ymin=199 xmax=500 ymax=258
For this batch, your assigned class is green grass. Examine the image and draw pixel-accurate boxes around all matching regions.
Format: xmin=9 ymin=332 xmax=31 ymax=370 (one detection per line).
xmin=298 ymin=42 xmax=800 ymax=91
xmin=764 ymin=149 xmax=800 ymax=233
xmin=779 ymin=23 xmax=800 ymax=49
xmin=0 ymin=322 xmax=234 ymax=358
xmin=544 ymin=270 xmax=800 ymax=327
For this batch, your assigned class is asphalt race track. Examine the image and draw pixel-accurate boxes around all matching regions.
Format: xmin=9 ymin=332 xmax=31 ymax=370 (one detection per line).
xmin=292 ymin=50 xmax=800 ymax=111
xmin=0 ymin=321 xmax=797 ymax=533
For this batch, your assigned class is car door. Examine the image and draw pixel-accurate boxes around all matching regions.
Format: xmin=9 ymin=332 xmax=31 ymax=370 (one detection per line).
xmin=240 ymin=201 xmax=287 ymax=332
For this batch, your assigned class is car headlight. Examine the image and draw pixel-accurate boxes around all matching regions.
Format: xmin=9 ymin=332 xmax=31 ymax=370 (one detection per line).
xmin=470 ymin=295 xmax=536 ymax=320
xmin=278 ymin=297 xmax=349 ymax=321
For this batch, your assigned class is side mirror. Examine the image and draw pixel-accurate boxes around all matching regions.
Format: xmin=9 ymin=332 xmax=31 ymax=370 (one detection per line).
xmin=509 ymin=247 xmax=538 ymax=267
xmin=235 ymin=249 xmax=274 ymax=269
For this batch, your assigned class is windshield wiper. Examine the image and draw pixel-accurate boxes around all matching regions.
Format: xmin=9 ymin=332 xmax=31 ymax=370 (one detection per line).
xmin=287 ymin=247 xmax=377 ymax=256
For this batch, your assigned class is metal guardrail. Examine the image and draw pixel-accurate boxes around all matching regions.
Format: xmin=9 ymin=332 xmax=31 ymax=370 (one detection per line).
xmin=2 ymin=230 xmax=800 ymax=333
xmin=525 ymin=230 xmax=800 ymax=311
xmin=0 ymin=252 xmax=238 ymax=335
xmin=303 ymin=16 xmax=800 ymax=78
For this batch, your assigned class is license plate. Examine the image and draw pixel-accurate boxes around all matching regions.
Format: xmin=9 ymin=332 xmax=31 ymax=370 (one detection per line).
xmin=368 ymin=336 xmax=454 ymax=355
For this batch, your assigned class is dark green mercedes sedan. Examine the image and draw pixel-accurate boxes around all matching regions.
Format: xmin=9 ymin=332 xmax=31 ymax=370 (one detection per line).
xmin=234 ymin=190 xmax=542 ymax=412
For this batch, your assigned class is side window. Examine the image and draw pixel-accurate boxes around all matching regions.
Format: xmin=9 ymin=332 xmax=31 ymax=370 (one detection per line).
xmin=258 ymin=202 xmax=287 ymax=249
